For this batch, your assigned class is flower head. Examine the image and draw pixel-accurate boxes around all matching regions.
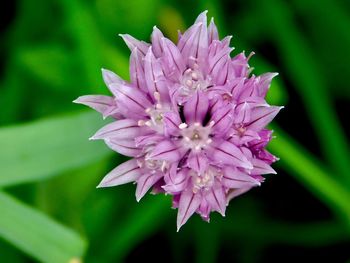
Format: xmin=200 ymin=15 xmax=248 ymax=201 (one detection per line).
xmin=74 ymin=11 xmax=282 ymax=231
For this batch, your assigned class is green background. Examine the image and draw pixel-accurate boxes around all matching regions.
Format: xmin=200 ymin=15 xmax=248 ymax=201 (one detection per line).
xmin=0 ymin=0 xmax=349 ymax=262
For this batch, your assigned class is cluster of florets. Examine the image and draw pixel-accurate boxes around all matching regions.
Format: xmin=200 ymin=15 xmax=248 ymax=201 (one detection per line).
xmin=75 ymin=11 xmax=282 ymax=230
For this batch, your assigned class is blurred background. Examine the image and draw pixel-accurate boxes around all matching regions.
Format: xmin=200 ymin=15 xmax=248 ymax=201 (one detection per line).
xmin=0 ymin=0 xmax=350 ymax=262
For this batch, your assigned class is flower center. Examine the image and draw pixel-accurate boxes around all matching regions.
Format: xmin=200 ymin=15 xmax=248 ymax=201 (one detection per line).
xmin=180 ymin=122 xmax=212 ymax=151
xmin=191 ymin=167 xmax=220 ymax=193
xmin=139 ymin=152 xmax=169 ymax=173
xmin=138 ymin=92 xmax=170 ymax=133
xmin=179 ymin=67 xmax=210 ymax=96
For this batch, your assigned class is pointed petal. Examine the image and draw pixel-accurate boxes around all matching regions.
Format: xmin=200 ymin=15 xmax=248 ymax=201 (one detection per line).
xmin=184 ymin=92 xmax=209 ymax=124
xmin=187 ymin=152 xmax=208 ymax=174
xmin=136 ymin=172 xmax=163 ymax=201
xmin=161 ymin=37 xmax=186 ymax=79
xmin=229 ymin=129 xmax=260 ymax=145
xmin=177 ymin=21 xmax=208 ymax=64
xmin=151 ymin=26 xmax=164 ymax=57
xmin=258 ymin=72 xmax=278 ymax=97
xmin=234 ymin=102 xmax=251 ymax=124
xmin=163 ymin=166 xmax=188 ymax=193
xmin=227 ymin=187 xmax=252 ymax=201
xmin=249 ymin=129 xmax=273 ymax=150
xmin=246 ymin=106 xmax=283 ymax=131
xmin=198 ymin=199 xmax=211 ymax=222
xmin=147 ymin=140 xmax=181 ymax=161
xmin=210 ymin=105 xmax=234 ymax=135
xmin=194 ymin=10 xmax=208 ymax=24
xmin=119 ymin=34 xmax=150 ymax=55
xmin=97 ymin=159 xmax=141 ymax=187
xmin=205 ymin=183 xmax=226 ymax=216
xmin=209 ymin=46 xmax=232 ymax=76
xmin=256 ymin=149 xmax=278 ymax=164
xmin=135 ymin=134 xmax=163 ymax=147
xmin=211 ymin=141 xmax=253 ymax=169
xmin=144 ymin=48 xmax=170 ymax=102
xmin=251 ymin=158 xmax=276 ymax=175
xmin=110 ymin=83 xmax=152 ymax=115
xmin=177 ymin=190 xmax=201 ymax=231
xmin=102 ymin=68 xmax=125 ymax=86
xmin=105 ymin=138 xmax=141 ymax=157
xmin=130 ymin=48 xmax=148 ymax=92
xmin=73 ymin=95 xmax=116 ymax=118
xmin=163 ymin=112 xmax=182 ymax=137
xmin=222 ymin=166 xmax=260 ymax=188
xmin=208 ymin=17 xmax=219 ymax=44
xmin=91 ymin=119 xmax=150 ymax=140
xmin=229 ymin=77 xmax=246 ymax=98
xmin=231 ymin=52 xmax=250 ymax=78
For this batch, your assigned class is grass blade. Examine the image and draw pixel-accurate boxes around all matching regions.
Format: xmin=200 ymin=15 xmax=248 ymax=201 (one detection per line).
xmin=0 ymin=191 xmax=86 ymax=263
xmin=0 ymin=111 xmax=111 ymax=187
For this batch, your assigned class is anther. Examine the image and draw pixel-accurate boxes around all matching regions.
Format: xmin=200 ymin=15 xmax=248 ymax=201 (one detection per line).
xmin=179 ymin=123 xmax=188 ymax=129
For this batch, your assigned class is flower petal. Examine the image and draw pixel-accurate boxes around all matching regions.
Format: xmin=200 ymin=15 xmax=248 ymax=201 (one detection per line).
xmin=251 ymin=158 xmax=276 ymax=175
xmin=144 ymin=48 xmax=170 ymax=102
xmin=97 ymin=159 xmax=141 ymax=187
xmin=102 ymin=68 xmax=125 ymax=86
xmin=151 ymin=26 xmax=164 ymax=57
xmin=119 ymin=34 xmax=149 ymax=56
xmin=208 ymin=46 xmax=232 ymax=78
xmin=211 ymin=141 xmax=253 ymax=169
xmin=198 ymin=199 xmax=211 ymax=222
xmin=257 ymin=72 xmax=278 ymax=97
xmin=178 ymin=20 xmax=208 ymax=65
xmin=136 ymin=172 xmax=163 ymax=201
xmin=135 ymin=134 xmax=163 ymax=147
xmin=234 ymin=102 xmax=251 ymax=124
xmin=187 ymin=152 xmax=208 ymax=174
xmin=163 ymin=165 xmax=188 ymax=194
xmin=130 ymin=48 xmax=148 ymax=93
xmin=231 ymin=52 xmax=250 ymax=78
xmin=73 ymin=95 xmax=116 ymax=119
xmin=210 ymin=105 xmax=234 ymax=135
xmin=110 ymin=83 xmax=152 ymax=115
xmin=227 ymin=187 xmax=252 ymax=201
xmin=105 ymin=139 xmax=141 ymax=157
xmin=205 ymin=183 xmax=226 ymax=216
xmin=222 ymin=166 xmax=260 ymax=188
xmin=161 ymin=37 xmax=186 ymax=79
xmin=91 ymin=119 xmax=150 ymax=140
xmin=177 ymin=189 xmax=201 ymax=231
xmin=229 ymin=129 xmax=260 ymax=145
xmin=184 ymin=92 xmax=209 ymax=124
xmin=208 ymin=17 xmax=219 ymax=44
xmin=246 ymin=106 xmax=283 ymax=131
xmin=147 ymin=140 xmax=181 ymax=162
xmin=163 ymin=112 xmax=182 ymax=137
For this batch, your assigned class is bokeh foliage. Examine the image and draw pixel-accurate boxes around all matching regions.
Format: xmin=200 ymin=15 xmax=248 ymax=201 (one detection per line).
xmin=0 ymin=0 xmax=349 ymax=262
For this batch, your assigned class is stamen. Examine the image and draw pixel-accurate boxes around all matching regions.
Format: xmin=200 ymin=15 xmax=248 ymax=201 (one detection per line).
xmin=154 ymin=92 xmax=161 ymax=102
xmin=186 ymin=79 xmax=193 ymax=87
xmin=179 ymin=123 xmax=188 ymax=129
xmin=138 ymin=120 xmax=145 ymax=126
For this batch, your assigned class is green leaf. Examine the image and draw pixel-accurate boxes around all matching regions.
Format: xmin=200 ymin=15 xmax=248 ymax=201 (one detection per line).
xmin=0 ymin=191 xmax=86 ymax=263
xmin=0 ymin=111 xmax=111 ymax=187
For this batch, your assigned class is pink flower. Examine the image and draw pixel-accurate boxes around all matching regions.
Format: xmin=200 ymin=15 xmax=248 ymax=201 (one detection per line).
xmin=74 ymin=11 xmax=283 ymax=231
